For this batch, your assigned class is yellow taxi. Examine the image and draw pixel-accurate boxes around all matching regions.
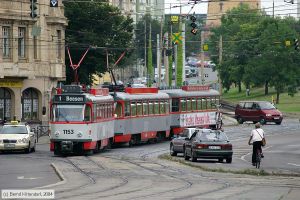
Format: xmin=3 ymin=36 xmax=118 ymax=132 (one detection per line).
xmin=0 ymin=121 xmax=36 ymax=153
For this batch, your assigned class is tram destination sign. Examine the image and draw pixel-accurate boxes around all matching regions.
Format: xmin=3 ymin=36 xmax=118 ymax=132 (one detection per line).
xmin=54 ymin=95 xmax=85 ymax=103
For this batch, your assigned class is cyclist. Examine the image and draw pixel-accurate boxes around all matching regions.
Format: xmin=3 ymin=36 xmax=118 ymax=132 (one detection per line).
xmin=248 ymin=122 xmax=265 ymax=166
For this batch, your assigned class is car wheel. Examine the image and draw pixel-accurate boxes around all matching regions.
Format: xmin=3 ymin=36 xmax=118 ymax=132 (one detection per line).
xmin=25 ymin=142 xmax=31 ymax=154
xmin=259 ymin=118 xmax=266 ymax=125
xmin=237 ymin=117 xmax=244 ymax=124
xmin=218 ymin=158 xmax=223 ymax=163
xmin=184 ymin=148 xmax=190 ymax=161
xmin=226 ymin=157 xmax=232 ymax=163
xmin=170 ymin=144 xmax=177 ymax=156
xmin=191 ymin=150 xmax=197 ymax=162
xmin=275 ymin=121 xmax=282 ymax=125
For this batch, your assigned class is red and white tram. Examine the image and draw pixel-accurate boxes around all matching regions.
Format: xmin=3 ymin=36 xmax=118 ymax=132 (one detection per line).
xmin=113 ymin=87 xmax=171 ymax=145
xmin=49 ymin=85 xmax=114 ymax=155
xmin=160 ymin=85 xmax=221 ymax=136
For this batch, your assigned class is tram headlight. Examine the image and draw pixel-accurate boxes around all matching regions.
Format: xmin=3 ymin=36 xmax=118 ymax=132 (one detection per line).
xmin=54 ymin=131 xmax=60 ymax=137
xmin=77 ymin=131 xmax=83 ymax=138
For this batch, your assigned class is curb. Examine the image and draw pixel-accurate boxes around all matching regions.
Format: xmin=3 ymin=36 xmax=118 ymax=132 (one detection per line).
xmin=223 ymin=115 xmax=238 ymax=126
xmin=36 ymin=163 xmax=67 ymax=189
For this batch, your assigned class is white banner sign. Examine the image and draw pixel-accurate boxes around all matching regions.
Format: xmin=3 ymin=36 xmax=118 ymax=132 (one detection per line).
xmin=180 ymin=112 xmax=217 ymax=127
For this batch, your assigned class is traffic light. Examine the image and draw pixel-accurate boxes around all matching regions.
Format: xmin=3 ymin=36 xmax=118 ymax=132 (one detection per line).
xmin=190 ymin=15 xmax=197 ymax=35
xmin=294 ymin=38 xmax=299 ymax=50
xmin=30 ymin=0 xmax=38 ymax=18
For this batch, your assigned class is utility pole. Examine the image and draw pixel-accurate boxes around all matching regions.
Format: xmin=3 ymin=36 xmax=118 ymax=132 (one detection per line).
xmin=272 ymin=0 xmax=274 ymax=18
xmin=164 ymin=32 xmax=169 ymax=86
xmin=157 ymin=33 xmax=161 ymax=87
xmin=182 ymin=19 xmax=186 ymax=83
xmin=158 ymin=16 xmax=164 ymax=87
xmin=200 ymin=30 xmax=205 ymax=85
xmin=218 ymin=35 xmax=223 ymax=95
xmin=144 ymin=19 xmax=147 ymax=78
xmin=174 ymin=44 xmax=178 ymax=86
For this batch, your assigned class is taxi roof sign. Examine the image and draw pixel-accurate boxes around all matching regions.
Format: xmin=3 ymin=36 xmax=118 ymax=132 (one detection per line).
xmin=10 ymin=121 xmax=19 ymax=125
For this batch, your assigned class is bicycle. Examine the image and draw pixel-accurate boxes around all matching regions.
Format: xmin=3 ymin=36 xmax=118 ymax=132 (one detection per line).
xmin=255 ymin=148 xmax=262 ymax=169
xmin=249 ymin=142 xmax=262 ymax=168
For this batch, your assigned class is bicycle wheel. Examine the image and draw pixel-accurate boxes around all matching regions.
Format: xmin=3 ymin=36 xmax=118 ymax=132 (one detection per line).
xmin=256 ymin=151 xmax=261 ymax=169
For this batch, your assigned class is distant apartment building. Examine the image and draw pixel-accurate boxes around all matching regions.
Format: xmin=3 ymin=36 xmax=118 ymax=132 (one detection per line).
xmin=105 ymin=0 xmax=164 ymax=84
xmin=0 ymin=0 xmax=67 ymax=123
xmin=206 ymin=0 xmax=260 ymax=27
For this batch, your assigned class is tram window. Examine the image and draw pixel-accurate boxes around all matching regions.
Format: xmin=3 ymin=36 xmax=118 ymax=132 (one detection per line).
xmin=137 ymin=102 xmax=143 ymax=116
xmin=93 ymin=104 xmax=97 ymax=121
xmin=149 ymin=101 xmax=154 ymax=115
xmin=216 ymin=98 xmax=220 ymax=107
xmin=197 ymin=98 xmax=202 ymax=110
xmin=107 ymin=104 xmax=110 ymax=118
xmin=180 ymin=98 xmax=187 ymax=112
xmin=202 ymin=98 xmax=207 ymax=110
xmin=154 ymin=102 xmax=159 ymax=115
xmin=192 ymin=98 xmax=197 ymax=111
xmin=187 ymin=98 xmax=192 ymax=111
xmin=211 ymin=97 xmax=216 ymax=108
xmin=160 ymin=101 xmax=165 ymax=114
xmin=143 ymin=102 xmax=148 ymax=115
xmin=131 ymin=102 xmax=136 ymax=116
xmin=207 ymin=98 xmax=212 ymax=109
xmin=171 ymin=98 xmax=179 ymax=112
xmin=84 ymin=105 xmax=91 ymax=121
xmin=115 ymin=102 xmax=123 ymax=117
xmin=125 ymin=102 xmax=130 ymax=117
xmin=165 ymin=100 xmax=170 ymax=113
xmin=53 ymin=104 xmax=84 ymax=122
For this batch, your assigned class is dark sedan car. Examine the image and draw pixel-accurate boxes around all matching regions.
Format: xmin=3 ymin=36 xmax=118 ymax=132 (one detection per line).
xmin=170 ymin=128 xmax=196 ymax=156
xmin=184 ymin=129 xmax=233 ymax=163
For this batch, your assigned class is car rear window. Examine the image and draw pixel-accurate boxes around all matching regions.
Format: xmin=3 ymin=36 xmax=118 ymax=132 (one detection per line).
xmin=197 ymin=131 xmax=228 ymax=141
xmin=0 ymin=126 xmax=27 ymax=134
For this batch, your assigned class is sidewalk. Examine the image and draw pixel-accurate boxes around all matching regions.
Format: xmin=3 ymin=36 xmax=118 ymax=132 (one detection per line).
xmin=37 ymin=135 xmax=50 ymax=145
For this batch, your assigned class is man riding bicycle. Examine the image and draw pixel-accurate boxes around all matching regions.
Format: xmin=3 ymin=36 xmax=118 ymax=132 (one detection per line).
xmin=248 ymin=122 xmax=265 ymax=166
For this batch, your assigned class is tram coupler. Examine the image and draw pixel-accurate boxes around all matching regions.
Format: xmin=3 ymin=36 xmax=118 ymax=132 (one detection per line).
xmin=61 ymin=141 xmax=73 ymax=153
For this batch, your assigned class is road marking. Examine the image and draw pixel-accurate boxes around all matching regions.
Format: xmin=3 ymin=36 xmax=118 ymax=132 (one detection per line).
xmin=17 ymin=176 xmax=41 ymax=180
xmin=240 ymin=146 xmax=272 ymax=163
xmin=287 ymin=163 xmax=300 ymax=167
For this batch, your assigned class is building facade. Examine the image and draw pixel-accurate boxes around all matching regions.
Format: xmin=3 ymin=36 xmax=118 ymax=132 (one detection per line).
xmin=206 ymin=0 xmax=260 ymax=27
xmin=0 ymin=0 xmax=67 ymax=123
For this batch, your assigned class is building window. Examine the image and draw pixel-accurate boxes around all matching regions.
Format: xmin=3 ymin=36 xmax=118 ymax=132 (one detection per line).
xmin=119 ymin=0 xmax=123 ymax=9
xmin=2 ymin=27 xmax=10 ymax=58
xmin=0 ymin=88 xmax=12 ymax=121
xmin=219 ymin=2 xmax=223 ymax=12
xmin=18 ymin=27 xmax=26 ymax=58
xmin=22 ymin=88 xmax=39 ymax=121
xmin=57 ymin=30 xmax=61 ymax=60
xmin=33 ymin=36 xmax=38 ymax=59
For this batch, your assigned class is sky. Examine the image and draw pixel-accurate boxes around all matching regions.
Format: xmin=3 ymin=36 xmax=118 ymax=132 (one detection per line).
xmin=164 ymin=0 xmax=298 ymax=18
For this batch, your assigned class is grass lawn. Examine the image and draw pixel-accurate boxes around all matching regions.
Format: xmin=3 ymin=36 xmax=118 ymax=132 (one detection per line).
xmin=221 ymin=87 xmax=300 ymax=114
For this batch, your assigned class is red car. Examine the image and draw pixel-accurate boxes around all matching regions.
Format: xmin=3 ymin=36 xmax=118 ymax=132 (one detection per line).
xmin=235 ymin=101 xmax=283 ymax=125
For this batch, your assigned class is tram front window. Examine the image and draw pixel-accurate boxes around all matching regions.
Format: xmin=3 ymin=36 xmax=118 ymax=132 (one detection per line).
xmin=52 ymin=104 xmax=84 ymax=122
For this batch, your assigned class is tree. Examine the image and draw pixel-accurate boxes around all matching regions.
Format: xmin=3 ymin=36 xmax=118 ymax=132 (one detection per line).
xmin=209 ymin=4 xmax=262 ymax=93
xmin=135 ymin=14 xmax=162 ymax=74
xmin=64 ymin=0 xmax=134 ymax=85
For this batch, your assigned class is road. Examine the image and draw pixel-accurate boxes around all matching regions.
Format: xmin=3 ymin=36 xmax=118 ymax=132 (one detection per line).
xmin=0 ymin=118 xmax=299 ymax=199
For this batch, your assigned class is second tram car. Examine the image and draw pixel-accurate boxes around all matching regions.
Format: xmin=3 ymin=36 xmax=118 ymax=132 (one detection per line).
xmin=160 ymin=85 xmax=221 ymax=136
xmin=113 ymin=87 xmax=171 ymax=145
xmin=49 ymin=85 xmax=114 ymax=155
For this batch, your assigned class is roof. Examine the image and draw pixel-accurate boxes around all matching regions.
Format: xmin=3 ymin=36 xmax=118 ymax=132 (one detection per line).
xmin=160 ymin=89 xmax=220 ymax=98
xmin=114 ymin=91 xmax=169 ymax=101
